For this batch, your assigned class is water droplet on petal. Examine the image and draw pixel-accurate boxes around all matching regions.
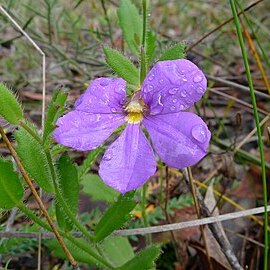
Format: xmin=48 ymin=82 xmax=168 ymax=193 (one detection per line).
xmin=196 ymin=87 xmax=204 ymax=94
xmin=111 ymin=107 xmax=117 ymax=112
xmin=96 ymin=114 xmax=101 ymax=121
xmin=114 ymin=87 xmax=125 ymax=94
xmin=143 ymin=84 xmax=154 ymax=93
xmin=191 ymin=124 xmax=207 ymax=143
xmin=100 ymin=80 xmax=110 ymax=86
xmin=170 ymin=105 xmax=176 ymax=112
xmin=169 ymin=87 xmax=179 ymax=95
xmin=179 ymin=104 xmax=185 ymax=110
xmin=103 ymin=152 xmax=112 ymax=161
xmin=193 ymin=74 xmax=203 ymax=83
xmin=180 ymin=90 xmax=187 ymax=97
xmin=148 ymin=73 xmax=155 ymax=81
xmin=159 ymin=79 xmax=164 ymax=84
xmin=182 ymin=77 xmax=188 ymax=82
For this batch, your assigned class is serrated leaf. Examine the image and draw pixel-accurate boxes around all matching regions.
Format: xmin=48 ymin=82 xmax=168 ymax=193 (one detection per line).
xmin=101 ymin=236 xmax=134 ymax=267
xmin=47 ymin=238 xmax=99 ymax=266
xmin=103 ymin=47 xmax=140 ymax=86
xmin=43 ymin=90 xmax=67 ymax=144
xmin=115 ymin=245 xmax=160 ymax=270
xmin=55 ymin=154 xmax=79 ymax=231
xmin=78 ymin=147 xmax=103 ymax=180
xmin=81 ymin=174 xmax=119 ymax=203
xmin=158 ymin=42 xmax=186 ymax=61
xmin=94 ymin=191 xmax=136 ymax=242
xmin=146 ymin=31 xmax=156 ymax=61
xmin=0 ymin=157 xmax=24 ymax=209
xmin=117 ymin=0 xmax=142 ymax=55
xmin=15 ymin=128 xmax=54 ymax=193
xmin=0 ymin=83 xmax=23 ymax=124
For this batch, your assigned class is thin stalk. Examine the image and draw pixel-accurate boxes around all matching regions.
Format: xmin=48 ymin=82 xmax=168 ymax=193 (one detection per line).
xmin=0 ymin=126 xmax=77 ymax=268
xmin=44 ymin=149 xmax=95 ymax=242
xmin=229 ymin=1 xmax=268 ymax=269
xmin=100 ymin=0 xmax=115 ymax=47
xmin=187 ymin=168 xmax=214 ymax=270
xmin=235 ymin=0 xmax=270 ymax=70
xmin=140 ymin=0 xmax=148 ymax=84
xmin=141 ymin=184 xmax=152 ymax=244
xmin=17 ymin=203 xmax=113 ymax=269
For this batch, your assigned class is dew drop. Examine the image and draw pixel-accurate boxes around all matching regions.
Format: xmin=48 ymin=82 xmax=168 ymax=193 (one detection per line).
xmin=100 ymin=80 xmax=110 ymax=86
xmin=191 ymin=124 xmax=207 ymax=143
xmin=182 ymin=77 xmax=188 ymax=82
xmin=169 ymin=87 xmax=178 ymax=95
xmin=193 ymin=74 xmax=203 ymax=83
xmin=111 ymin=107 xmax=117 ymax=112
xmin=171 ymin=96 xmax=178 ymax=103
xmin=159 ymin=79 xmax=164 ymax=84
xmin=179 ymin=104 xmax=185 ymax=110
xmin=103 ymin=152 xmax=112 ymax=161
xmin=180 ymin=90 xmax=187 ymax=97
xmin=114 ymin=87 xmax=125 ymax=94
xmin=143 ymin=84 xmax=154 ymax=93
xmin=148 ymin=73 xmax=155 ymax=81
xmin=170 ymin=105 xmax=176 ymax=112
xmin=196 ymin=87 xmax=204 ymax=94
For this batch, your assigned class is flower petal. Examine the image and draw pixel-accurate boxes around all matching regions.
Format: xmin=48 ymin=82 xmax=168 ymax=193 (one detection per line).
xmin=99 ymin=124 xmax=156 ymax=193
xmin=143 ymin=112 xmax=211 ymax=168
xmin=141 ymin=59 xmax=207 ymax=114
xmin=54 ymin=110 xmax=125 ymax=151
xmin=75 ymin=78 xmax=126 ymax=114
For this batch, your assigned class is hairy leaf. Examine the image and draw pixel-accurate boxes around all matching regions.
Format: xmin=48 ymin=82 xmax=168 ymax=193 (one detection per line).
xmin=94 ymin=191 xmax=136 ymax=242
xmin=146 ymin=31 xmax=156 ymax=62
xmin=117 ymin=0 xmax=142 ymax=55
xmin=43 ymin=90 xmax=67 ymax=144
xmin=78 ymin=147 xmax=103 ymax=180
xmin=101 ymin=236 xmax=134 ymax=267
xmin=116 ymin=245 xmax=160 ymax=270
xmin=81 ymin=174 xmax=119 ymax=203
xmin=103 ymin=47 xmax=140 ymax=86
xmin=55 ymin=154 xmax=79 ymax=231
xmin=0 ymin=157 xmax=24 ymax=209
xmin=0 ymin=83 xmax=23 ymax=124
xmin=158 ymin=42 xmax=186 ymax=61
xmin=15 ymin=128 xmax=54 ymax=193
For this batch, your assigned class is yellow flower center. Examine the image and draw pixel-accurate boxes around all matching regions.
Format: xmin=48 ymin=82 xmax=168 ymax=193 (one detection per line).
xmin=125 ymin=101 xmax=144 ymax=124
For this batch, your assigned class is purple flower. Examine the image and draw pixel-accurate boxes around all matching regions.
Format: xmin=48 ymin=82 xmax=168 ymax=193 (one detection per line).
xmin=54 ymin=59 xmax=211 ymax=193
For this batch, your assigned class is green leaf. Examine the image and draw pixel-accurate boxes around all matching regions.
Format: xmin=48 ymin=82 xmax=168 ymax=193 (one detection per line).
xmin=0 ymin=157 xmax=24 ymax=209
xmin=0 ymin=83 xmax=23 ymax=124
xmin=158 ymin=42 xmax=186 ymax=61
xmin=117 ymin=0 xmax=142 ymax=55
xmin=78 ymin=147 xmax=103 ymax=180
xmin=15 ymin=128 xmax=54 ymax=193
xmin=47 ymin=238 xmax=99 ymax=266
xmin=81 ymin=174 xmax=119 ymax=203
xmin=146 ymin=31 xmax=156 ymax=61
xmin=43 ymin=89 xmax=67 ymax=144
xmin=94 ymin=191 xmax=136 ymax=242
xmin=116 ymin=246 xmax=160 ymax=270
xmin=101 ymin=236 xmax=134 ymax=267
xmin=55 ymin=154 xmax=79 ymax=231
xmin=103 ymin=47 xmax=140 ymax=86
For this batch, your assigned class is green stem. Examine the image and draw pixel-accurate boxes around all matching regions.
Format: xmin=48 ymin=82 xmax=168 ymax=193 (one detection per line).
xmin=229 ymin=1 xmax=268 ymax=269
xmin=19 ymin=120 xmax=43 ymax=144
xmin=140 ymin=0 xmax=148 ymax=84
xmin=45 ymin=149 xmax=95 ymax=242
xmin=17 ymin=203 xmax=114 ymax=269
xmin=141 ymin=183 xmax=152 ymax=244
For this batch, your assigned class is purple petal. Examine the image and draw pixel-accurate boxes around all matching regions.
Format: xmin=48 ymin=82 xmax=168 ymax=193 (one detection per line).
xmin=141 ymin=59 xmax=207 ymax=115
xmin=143 ymin=112 xmax=211 ymax=169
xmin=54 ymin=110 xmax=125 ymax=151
xmin=99 ymin=124 xmax=156 ymax=194
xmin=75 ymin=78 xmax=126 ymax=114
